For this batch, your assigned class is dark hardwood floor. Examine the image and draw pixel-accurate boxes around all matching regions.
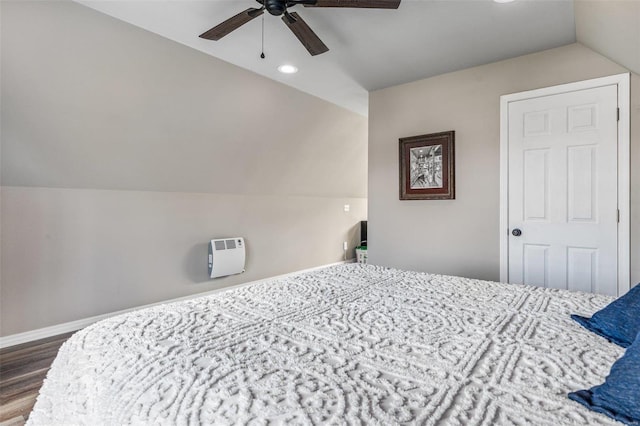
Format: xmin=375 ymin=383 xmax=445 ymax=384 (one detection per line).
xmin=0 ymin=332 xmax=75 ymax=425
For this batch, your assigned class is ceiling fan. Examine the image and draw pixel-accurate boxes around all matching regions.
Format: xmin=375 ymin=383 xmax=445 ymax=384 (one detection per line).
xmin=199 ymin=0 xmax=401 ymax=56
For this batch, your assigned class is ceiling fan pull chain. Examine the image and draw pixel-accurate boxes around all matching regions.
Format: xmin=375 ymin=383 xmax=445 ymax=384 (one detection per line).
xmin=260 ymin=13 xmax=266 ymax=59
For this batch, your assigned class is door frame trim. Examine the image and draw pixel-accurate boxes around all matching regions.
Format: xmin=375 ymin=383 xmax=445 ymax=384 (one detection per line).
xmin=499 ymin=73 xmax=631 ymax=295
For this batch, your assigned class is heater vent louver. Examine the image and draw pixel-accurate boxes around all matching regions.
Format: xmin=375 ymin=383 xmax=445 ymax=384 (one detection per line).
xmin=208 ymin=237 xmax=245 ymax=278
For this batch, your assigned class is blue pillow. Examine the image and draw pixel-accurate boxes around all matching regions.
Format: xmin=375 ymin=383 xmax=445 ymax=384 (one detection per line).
xmin=568 ymin=331 xmax=640 ymax=425
xmin=571 ymin=284 xmax=640 ymax=348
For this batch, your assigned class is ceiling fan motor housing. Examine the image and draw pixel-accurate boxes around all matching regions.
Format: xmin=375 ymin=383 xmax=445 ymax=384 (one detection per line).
xmin=265 ymin=0 xmax=287 ymax=16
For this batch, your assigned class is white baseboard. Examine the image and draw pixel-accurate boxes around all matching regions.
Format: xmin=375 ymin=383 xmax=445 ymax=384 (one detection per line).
xmin=0 ymin=260 xmax=353 ymax=349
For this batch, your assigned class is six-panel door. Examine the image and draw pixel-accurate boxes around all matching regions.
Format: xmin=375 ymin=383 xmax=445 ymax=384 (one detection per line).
xmin=507 ymin=85 xmax=618 ymax=296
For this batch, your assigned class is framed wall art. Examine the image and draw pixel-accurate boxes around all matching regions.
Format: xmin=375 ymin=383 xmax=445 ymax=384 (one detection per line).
xmin=399 ymin=131 xmax=455 ymax=200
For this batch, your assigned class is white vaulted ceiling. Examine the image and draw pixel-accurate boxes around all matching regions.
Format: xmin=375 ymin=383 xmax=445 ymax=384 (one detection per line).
xmin=77 ymin=0 xmax=576 ymax=115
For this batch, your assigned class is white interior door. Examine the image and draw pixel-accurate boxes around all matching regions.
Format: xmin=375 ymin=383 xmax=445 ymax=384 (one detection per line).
xmin=507 ymin=84 xmax=619 ymax=296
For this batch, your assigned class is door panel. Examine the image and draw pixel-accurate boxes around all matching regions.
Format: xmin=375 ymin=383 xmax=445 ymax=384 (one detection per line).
xmin=567 ymin=145 xmax=597 ymax=222
xmin=523 ymin=149 xmax=549 ymax=221
xmin=523 ymin=244 xmax=549 ymax=287
xmin=567 ymin=247 xmax=598 ymax=293
xmin=508 ymin=85 xmax=618 ymax=296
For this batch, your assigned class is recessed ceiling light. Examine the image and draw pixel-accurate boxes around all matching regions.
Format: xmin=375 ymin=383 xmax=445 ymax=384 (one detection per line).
xmin=277 ymin=64 xmax=298 ymax=74
xmin=494 ymin=0 xmax=515 ymax=3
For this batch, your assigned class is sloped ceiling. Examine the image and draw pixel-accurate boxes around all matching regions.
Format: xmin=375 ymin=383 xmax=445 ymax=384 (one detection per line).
xmin=574 ymin=0 xmax=640 ymax=76
xmin=77 ymin=0 xmax=576 ymax=116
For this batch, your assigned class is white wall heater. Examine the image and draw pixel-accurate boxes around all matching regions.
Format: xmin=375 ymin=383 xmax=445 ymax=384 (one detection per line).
xmin=208 ymin=237 xmax=246 ymax=279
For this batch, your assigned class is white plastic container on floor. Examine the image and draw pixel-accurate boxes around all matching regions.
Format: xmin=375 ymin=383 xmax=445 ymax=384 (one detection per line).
xmin=355 ymin=247 xmax=367 ymax=264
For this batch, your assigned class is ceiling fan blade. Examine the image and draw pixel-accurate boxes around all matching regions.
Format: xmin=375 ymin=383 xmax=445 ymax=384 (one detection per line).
xmin=281 ymin=12 xmax=329 ymax=56
xmin=302 ymin=0 xmax=400 ymax=9
xmin=199 ymin=8 xmax=264 ymax=40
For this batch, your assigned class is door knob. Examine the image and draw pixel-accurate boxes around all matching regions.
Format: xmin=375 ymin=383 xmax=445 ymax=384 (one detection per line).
xmin=512 ymin=228 xmax=522 ymax=237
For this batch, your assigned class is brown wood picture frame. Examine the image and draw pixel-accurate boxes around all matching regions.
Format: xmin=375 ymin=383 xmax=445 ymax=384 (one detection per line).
xmin=399 ymin=131 xmax=455 ymax=200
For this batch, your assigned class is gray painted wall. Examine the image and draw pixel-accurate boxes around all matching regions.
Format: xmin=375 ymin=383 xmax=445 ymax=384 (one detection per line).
xmin=1 ymin=1 xmax=367 ymax=336
xmin=369 ymin=43 xmax=639 ymax=284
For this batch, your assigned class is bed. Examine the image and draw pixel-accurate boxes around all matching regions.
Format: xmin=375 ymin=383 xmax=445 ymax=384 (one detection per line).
xmin=28 ymin=264 xmax=624 ymax=425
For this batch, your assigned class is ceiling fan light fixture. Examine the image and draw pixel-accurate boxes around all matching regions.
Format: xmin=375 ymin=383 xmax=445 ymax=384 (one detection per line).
xmin=278 ymin=64 xmax=299 ymax=74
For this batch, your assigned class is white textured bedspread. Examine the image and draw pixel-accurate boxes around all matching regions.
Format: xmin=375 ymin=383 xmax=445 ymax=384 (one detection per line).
xmin=29 ymin=264 xmax=624 ymax=425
